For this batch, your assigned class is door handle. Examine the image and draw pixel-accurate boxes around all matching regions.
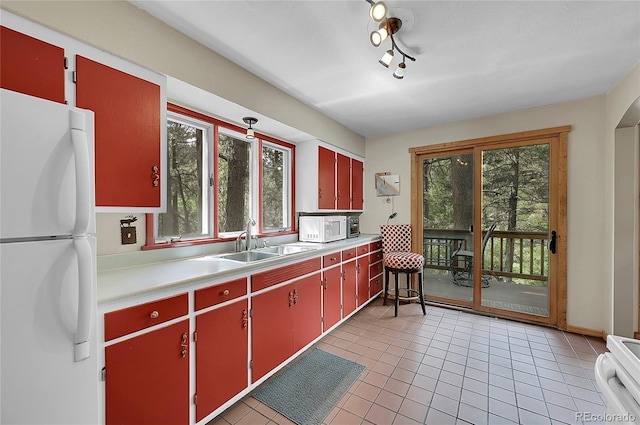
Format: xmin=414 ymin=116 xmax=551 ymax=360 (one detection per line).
xmin=549 ymin=230 xmax=557 ymax=254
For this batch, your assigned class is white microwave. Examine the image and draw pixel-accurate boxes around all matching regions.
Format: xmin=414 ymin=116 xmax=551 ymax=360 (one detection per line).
xmin=298 ymin=216 xmax=347 ymax=243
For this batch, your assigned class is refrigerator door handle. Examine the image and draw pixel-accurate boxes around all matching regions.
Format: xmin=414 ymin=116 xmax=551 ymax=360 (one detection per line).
xmin=74 ymin=236 xmax=93 ymax=362
xmin=70 ymin=110 xmax=91 ymax=236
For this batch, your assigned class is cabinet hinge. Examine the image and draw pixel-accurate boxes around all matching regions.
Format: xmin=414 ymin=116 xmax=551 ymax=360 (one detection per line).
xmin=321 ymin=316 xmax=324 ymax=324
xmin=193 ymin=331 xmax=198 ymax=343
xmin=249 ymin=359 xmax=253 ymax=369
xmin=72 ymin=71 xmax=77 ymax=84
xmin=101 ymin=367 xmax=106 ymax=382
xmin=64 ymin=57 xmax=68 ymax=70
xmin=194 ymin=394 xmax=198 ymax=405
xmin=209 ymin=174 xmax=214 ymax=187
xmin=249 ymin=309 xmax=252 ymax=318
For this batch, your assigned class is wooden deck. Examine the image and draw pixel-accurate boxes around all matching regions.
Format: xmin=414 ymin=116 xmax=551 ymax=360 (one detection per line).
xmin=390 ymin=271 xmax=549 ymax=317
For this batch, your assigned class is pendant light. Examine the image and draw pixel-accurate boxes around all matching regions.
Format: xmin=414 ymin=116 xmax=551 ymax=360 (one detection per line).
xmin=243 ymin=117 xmax=258 ymax=139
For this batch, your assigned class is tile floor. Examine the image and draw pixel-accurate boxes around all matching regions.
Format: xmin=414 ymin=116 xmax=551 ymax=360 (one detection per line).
xmin=211 ymin=298 xmax=609 ymax=425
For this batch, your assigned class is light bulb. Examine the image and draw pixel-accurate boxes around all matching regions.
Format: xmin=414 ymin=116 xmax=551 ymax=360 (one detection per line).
xmin=369 ymin=1 xmax=387 ymax=22
xmin=370 ymin=27 xmax=389 ymax=47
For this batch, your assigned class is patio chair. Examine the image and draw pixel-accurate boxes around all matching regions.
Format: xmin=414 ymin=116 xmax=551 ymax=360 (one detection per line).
xmin=450 ymin=223 xmax=497 ymax=288
xmin=380 ymin=224 xmax=426 ymax=317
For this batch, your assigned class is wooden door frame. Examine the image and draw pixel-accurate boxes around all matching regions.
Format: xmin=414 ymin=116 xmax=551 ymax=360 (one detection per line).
xmin=410 ymin=126 xmax=571 ymax=329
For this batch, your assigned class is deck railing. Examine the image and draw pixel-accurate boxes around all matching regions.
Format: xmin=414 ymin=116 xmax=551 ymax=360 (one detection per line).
xmin=423 ymin=228 xmax=549 ymax=282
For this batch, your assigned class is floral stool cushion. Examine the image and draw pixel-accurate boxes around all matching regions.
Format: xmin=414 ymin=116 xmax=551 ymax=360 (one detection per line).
xmin=384 ymin=252 xmax=425 ymax=270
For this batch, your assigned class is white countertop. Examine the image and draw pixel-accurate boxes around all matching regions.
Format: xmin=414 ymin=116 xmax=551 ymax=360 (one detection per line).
xmin=97 ymin=235 xmax=380 ymax=305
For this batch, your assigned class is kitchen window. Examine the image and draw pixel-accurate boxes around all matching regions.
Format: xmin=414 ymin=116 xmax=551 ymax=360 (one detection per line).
xmin=148 ymin=104 xmax=295 ymax=246
xmin=157 ymin=114 xmax=212 ymax=240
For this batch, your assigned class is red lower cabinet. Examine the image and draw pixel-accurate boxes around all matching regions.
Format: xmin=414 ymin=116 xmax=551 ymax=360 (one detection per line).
xmin=342 ymin=260 xmax=357 ymax=317
xmin=252 ymin=273 xmax=322 ymax=382
xmin=357 ymin=256 xmax=370 ymax=307
xmin=105 ymin=320 xmax=189 ymax=425
xmin=195 ymin=299 xmax=248 ymax=422
xmin=292 ymin=274 xmax=323 ymax=352
xmin=322 ymin=266 xmax=342 ymax=331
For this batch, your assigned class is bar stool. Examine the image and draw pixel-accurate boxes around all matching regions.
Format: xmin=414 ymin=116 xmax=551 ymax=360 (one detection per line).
xmin=380 ymin=224 xmax=426 ymax=317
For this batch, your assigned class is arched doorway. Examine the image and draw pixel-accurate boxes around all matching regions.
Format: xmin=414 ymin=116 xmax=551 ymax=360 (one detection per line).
xmin=613 ymin=96 xmax=640 ymax=338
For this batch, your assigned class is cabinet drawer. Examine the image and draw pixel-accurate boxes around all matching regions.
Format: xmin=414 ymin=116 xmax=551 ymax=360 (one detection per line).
xmin=104 ymin=293 xmax=188 ymax=341
xmin=323 ymin=252 xmax=341 ymax=268
xmin=195 ymin=278 xmax=247 ymax=311
xmin=370 ymin=261 xmax=383 ymax=277
xmin=357 ymin=244 xmax=369 ymax=256
xmin=252 ymin=257 xmax=321 ymax=292
xmin=369 ymin=250 xmax=383 ymax=263
xmin=370 ymin=275 xmax=383 ymax=295
xmin=342 ymin=248 xmax=357 ymax=261
xmin=370 ymin=240 xmax=382 ymax=251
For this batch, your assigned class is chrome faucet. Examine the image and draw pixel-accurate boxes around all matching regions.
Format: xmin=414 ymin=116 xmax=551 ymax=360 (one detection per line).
xmin=235 ymin=232 xmax=246 ymax=252
xmin=245 ymin=218 xmax=256 ymax=251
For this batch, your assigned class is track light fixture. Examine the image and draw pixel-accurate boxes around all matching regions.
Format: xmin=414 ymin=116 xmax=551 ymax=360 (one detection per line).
xmin=364 ymin=1 xmax=416 ymax=79
xmin=243 ymin=117 xmax=258 ymax=139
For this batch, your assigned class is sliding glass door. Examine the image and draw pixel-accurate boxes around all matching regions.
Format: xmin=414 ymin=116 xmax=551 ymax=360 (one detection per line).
xmin=479 ymin=142 xmax=552 ymax=319
xmin=422 ymin=151 xmax=475 ymax=306
xmin=411 ymin=127 xmax=568 ymax=326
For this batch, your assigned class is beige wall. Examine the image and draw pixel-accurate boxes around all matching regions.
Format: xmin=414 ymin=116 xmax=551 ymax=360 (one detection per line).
xmin=361 ymin=96 xmax=608 ymax=331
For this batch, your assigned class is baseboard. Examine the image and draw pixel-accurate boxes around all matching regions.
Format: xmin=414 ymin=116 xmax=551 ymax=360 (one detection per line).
xmin=565 ymin=324 xmax=606 ymax=340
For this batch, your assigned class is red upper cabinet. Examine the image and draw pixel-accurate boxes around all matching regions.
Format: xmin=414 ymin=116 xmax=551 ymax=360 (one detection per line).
xmin=317 ymin=146 xmax=336 ymax=210
xmin=351 ymin=159 xmax=364 ymax=210
xmin=297 ymin=141 xmax=364 ymax=212
xmin=336 ymin=153 xmax=351 ymax=210
xmin=75 ymin=55 xmax=165 ymax=211
xmin=0 ymin=26 xmax=65 ymax=104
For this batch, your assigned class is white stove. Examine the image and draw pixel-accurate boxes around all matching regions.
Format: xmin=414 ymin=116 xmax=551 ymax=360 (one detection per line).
xmin=595 ymin=335 xmax=640 ymax=424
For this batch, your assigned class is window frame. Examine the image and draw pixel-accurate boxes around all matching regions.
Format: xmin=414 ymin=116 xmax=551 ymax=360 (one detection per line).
xmin=144 ymin=104 xmax=296 ymax=249
xmin=157 ymin=111 xmax=214 ymax=242
xmin=260 ymin=140 xmax=294 ymax=234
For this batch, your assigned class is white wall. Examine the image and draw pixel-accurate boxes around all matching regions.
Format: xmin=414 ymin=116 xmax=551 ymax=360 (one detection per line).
xmin=361 ymin=96 xmax=608 ymax=331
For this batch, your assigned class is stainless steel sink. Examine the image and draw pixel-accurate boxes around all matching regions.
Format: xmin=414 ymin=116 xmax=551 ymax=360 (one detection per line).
xmin=218 ymin=251 xmax=279 ymax=262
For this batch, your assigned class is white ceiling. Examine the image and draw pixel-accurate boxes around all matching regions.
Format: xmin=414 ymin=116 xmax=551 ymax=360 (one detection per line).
xmin=131 ymin=1 xmax=640 ymax=139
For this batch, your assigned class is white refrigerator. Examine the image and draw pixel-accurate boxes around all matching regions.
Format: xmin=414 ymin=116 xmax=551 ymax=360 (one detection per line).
xmin=0 ymin=89 xmax=99 ymax=425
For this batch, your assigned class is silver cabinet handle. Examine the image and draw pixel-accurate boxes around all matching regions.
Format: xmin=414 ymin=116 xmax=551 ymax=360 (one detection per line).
xmin=150 ymin=311 xmax=159 ymax=319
